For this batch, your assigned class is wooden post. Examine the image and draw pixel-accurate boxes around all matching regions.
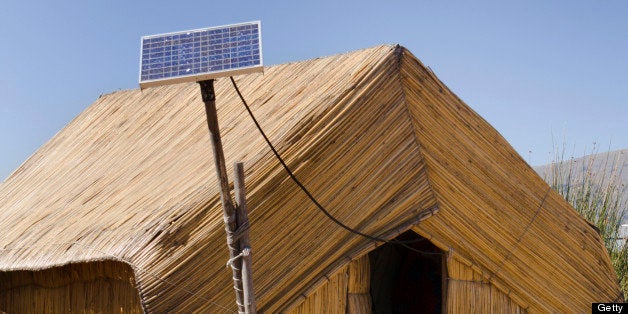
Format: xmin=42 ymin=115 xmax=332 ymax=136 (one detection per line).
xmin=234 ymin=162 xmax=257 ymax=314
xmin=199 ymin=80 xmax=245 ymax=313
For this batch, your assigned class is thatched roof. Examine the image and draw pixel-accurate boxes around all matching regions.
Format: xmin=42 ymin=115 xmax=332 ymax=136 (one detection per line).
xmin=0 ymin=45 xmax=622 ymax=312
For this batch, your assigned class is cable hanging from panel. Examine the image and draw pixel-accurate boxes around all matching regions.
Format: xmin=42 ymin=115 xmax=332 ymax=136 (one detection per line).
xmin=229 ymin=76 xmax=440 ymax=251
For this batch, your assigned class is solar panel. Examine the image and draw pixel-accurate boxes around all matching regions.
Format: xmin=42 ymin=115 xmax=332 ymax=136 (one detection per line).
xmin=139 ymin=21 xmax=263 ymax=88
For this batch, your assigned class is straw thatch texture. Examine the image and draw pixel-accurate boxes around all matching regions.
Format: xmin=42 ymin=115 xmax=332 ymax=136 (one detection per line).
xmin=287 ymin=255 xmax=372 ymax=314
xmin=346 ymin=255 xmax=371 ymax=314
xmin=0 ymin=44 xmax=622 ymax=312
xmin=400 ymin=49 xmax=623 ymax=310
xmin=0 ymin=261 xmax=141 ymax=313
xmin=0 ymin=45 xmax=437 ymax=312
xmin=287 ymin=265 xmax=348 ymax=314
xmin=446 ymin=257 xmax=525 ymax=313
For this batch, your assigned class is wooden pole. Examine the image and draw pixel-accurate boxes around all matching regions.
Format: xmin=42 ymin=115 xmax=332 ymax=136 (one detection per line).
xmin=234 ymin=162 xmax=257 ymax=314
xmin=199 ymin=80 xmax=245 ymax=313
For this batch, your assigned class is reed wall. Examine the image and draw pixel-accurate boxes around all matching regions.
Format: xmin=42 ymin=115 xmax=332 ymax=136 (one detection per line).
xmin=0 ymin=261 xmax=142 ymax=313
xmin=447 ymin=257 xmax=525 ymax=313
xmin=286 ymin=265 xmax=348 ymax=314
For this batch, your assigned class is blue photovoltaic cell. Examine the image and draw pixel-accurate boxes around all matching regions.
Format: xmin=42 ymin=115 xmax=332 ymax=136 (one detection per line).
xmin=139 ymin=21 xmax=262 ymax=86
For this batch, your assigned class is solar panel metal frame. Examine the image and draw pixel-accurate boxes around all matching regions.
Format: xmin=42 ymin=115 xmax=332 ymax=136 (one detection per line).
xmin=139 ymin=21 xmax=263 ymax=88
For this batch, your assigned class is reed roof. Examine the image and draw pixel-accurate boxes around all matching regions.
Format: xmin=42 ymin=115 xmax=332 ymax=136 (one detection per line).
xmin=0 ymin=45 xmax=621 ymax=312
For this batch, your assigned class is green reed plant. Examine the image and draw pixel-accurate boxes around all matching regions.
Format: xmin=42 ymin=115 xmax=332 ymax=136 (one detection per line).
xmin=542 ymin=143 xmax=627 ymax=299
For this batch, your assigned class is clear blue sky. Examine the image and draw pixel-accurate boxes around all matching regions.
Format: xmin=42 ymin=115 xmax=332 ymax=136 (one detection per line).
xmin=1 ymin=0 xmax=627 ymax=180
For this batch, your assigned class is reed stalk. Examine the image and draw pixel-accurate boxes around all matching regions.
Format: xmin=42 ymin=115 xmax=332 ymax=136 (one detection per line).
xmin=542 ymin=143 xmax=627 ymax=299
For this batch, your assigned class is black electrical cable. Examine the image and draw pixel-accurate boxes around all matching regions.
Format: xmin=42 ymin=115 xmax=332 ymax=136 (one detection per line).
xmin=230 ymin=76 xmax=436 ymax=248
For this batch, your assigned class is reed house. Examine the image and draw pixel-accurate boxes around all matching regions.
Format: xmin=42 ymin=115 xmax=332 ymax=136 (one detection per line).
xmin=0 ymin=45 xmax=623 ymax=313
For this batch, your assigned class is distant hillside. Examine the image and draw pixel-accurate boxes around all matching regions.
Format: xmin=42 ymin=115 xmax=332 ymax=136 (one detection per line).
xmin=534 ymin=149 xmax=627 ymax=224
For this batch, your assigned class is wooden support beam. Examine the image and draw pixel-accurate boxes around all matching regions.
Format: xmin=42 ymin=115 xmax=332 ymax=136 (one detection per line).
xmin=234 ymin=162 xmax=257 ymax=314
xmin=199 ymin=80 xmax=245 ymax=313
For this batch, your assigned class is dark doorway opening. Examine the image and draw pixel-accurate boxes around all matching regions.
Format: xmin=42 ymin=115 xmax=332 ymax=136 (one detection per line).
xmin=369 ymin=231 xmax=444 ymax=314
